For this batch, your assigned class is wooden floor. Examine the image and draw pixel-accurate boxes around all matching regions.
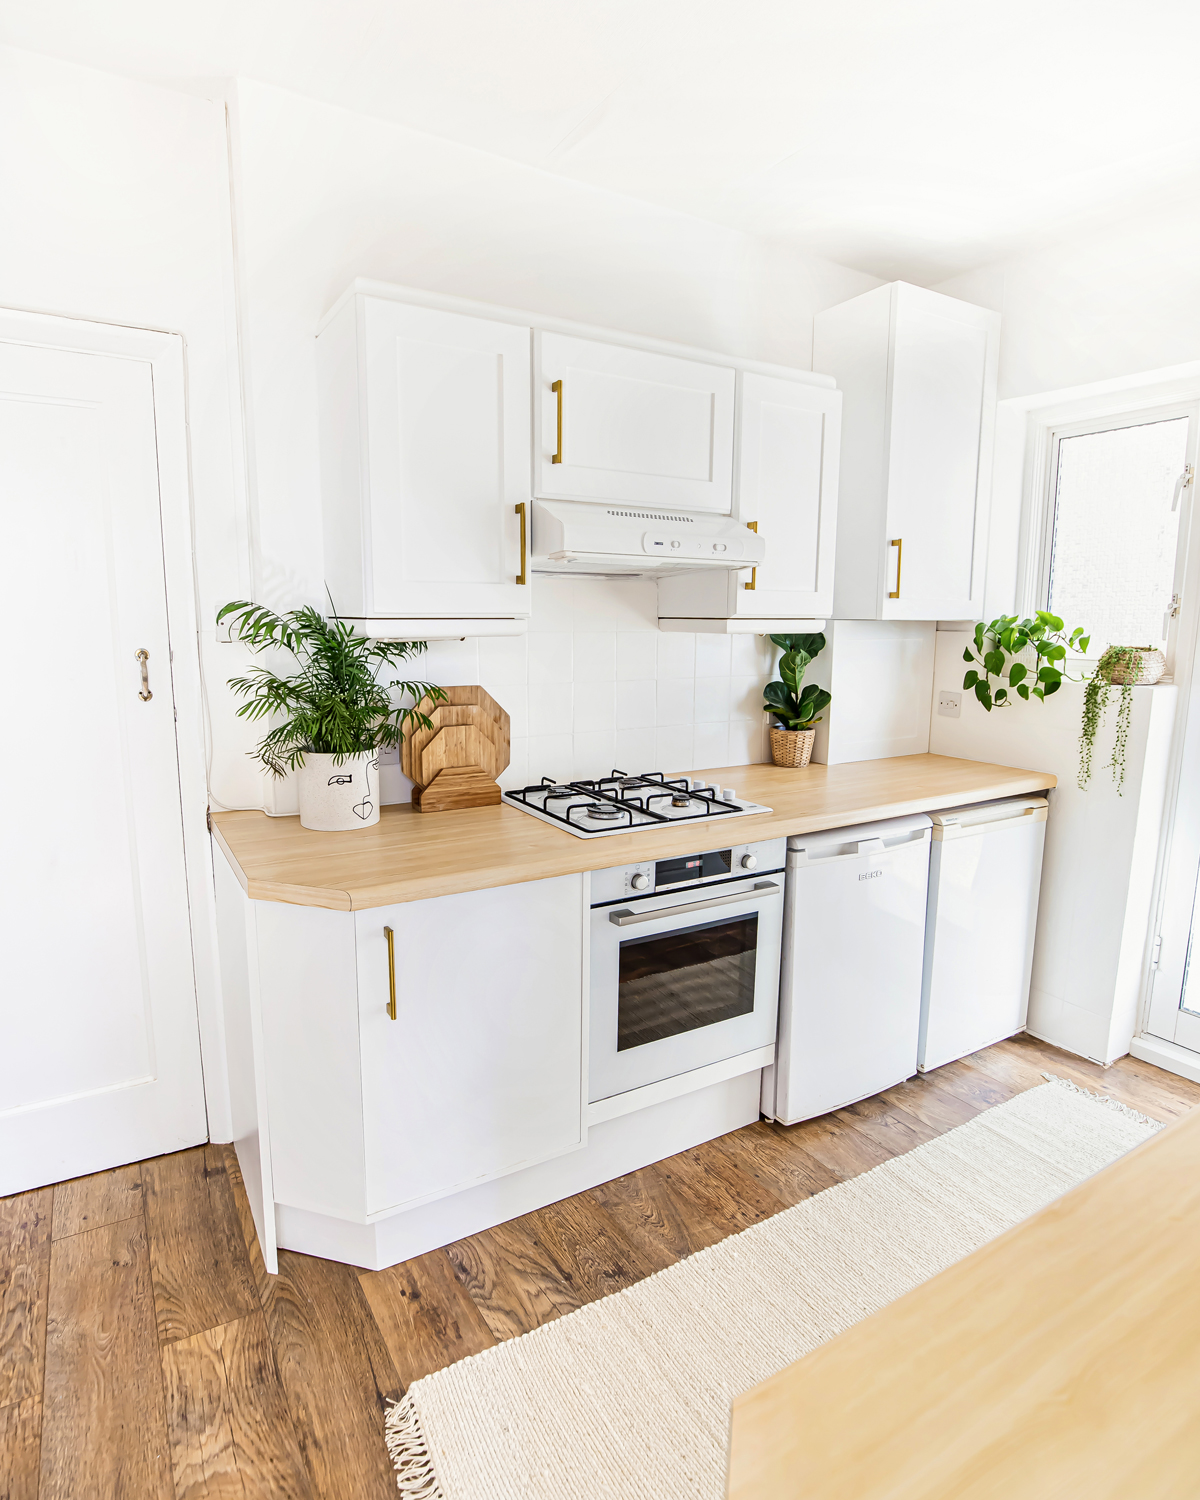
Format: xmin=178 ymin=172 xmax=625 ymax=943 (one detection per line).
xmin=2 ymin=1035 xmax=1198 ymax=1499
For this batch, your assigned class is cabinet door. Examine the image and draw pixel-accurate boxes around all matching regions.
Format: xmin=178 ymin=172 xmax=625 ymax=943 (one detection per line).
xmin=357 ymin=875 xmax=585 ymax=1216
xmin=882 ymin=288 xmax=997 ymax=620
xmin=733 ymin=374 xmax=840 ymax=618
xmin=534 ymin=331 xmax=734 ymax=512
xmin=361 ymin=299 xmax=532 ymax=617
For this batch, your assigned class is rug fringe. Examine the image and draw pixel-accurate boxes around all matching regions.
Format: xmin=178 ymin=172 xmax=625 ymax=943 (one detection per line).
xmin=385 ymin=1393 xmax=445 ymax=1499
xmin=1041 ymin=1073 xmax=1162 ymax=1129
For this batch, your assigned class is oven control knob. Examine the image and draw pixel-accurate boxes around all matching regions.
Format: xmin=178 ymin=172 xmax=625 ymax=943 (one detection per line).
xmin=631 ymin=872 xmax=651 ymax=890
xmin=740 ymin=854 xmax=758 ymax=870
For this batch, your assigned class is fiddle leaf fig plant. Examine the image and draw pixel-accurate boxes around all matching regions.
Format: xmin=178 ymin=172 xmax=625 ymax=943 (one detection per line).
xmin=962 ymin=612 xmax=1091 ymax=711
xmin=218 ymin=600 xmax=446 ymax=777
xmin=763 ymin=632 xmax=832 ymax=730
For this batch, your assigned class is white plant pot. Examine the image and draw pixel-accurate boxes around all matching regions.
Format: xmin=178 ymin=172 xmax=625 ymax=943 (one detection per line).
xmin=296 ymin=750 xmax=380 ymax=831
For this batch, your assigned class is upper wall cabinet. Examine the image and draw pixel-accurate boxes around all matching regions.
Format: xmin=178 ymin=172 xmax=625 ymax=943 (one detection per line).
xmin=534 ymin=332 xmax=735 ymax=513
xmin=657 ymin=372 xmax=841 ymax=628
xmin=317 ymin=293 xmax=531 ymax=635
xmin=813 ymin=282 xmax=1000 ymax=622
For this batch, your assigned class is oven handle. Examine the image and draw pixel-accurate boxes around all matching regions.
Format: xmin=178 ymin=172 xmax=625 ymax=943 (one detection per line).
xmin=608 ymin=880 xmax=780 ymax=926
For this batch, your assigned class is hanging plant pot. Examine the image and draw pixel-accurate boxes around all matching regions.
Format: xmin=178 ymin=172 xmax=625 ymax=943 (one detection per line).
xmin=770 ymin=726 xmax=816 ymax=768
xmin=1103 ymin=647 xmax=1165 ymax=686
xmin=296 ymin=750 xmax=380 ymax=830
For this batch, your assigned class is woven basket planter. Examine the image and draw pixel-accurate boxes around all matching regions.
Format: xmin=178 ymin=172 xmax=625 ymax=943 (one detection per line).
xmin=770 ymin=726 xmax=816 ymax=768
xmin=1103 ymin=647 xmax=1165 ymax=686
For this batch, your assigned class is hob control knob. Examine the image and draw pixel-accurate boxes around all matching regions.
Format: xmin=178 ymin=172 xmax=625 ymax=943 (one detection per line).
xmin=631 ymin=872 xmax=651 ymax=890
xmin=740 ymin=854 xmax=758 ymax=870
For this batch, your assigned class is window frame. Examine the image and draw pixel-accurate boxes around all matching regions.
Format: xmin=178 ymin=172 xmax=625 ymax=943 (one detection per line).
xmin=1032 ymin=400 xmax=1198 ymax=676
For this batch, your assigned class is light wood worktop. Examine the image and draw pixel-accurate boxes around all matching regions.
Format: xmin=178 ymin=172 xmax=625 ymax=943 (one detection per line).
xmin=211 ymin=754 xmax=1055 ymax=911
xmin=726 ymin=1102 xmax=1200 ymax=1500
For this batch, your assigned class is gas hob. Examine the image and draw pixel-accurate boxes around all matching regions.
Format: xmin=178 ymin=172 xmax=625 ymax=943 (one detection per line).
xmin=503 ymin=771 xmax=772 ymax=839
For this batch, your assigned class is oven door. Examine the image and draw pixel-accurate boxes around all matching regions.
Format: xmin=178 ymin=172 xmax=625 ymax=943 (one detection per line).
xmin=589 ymin=876 xmax=783 ymax=1104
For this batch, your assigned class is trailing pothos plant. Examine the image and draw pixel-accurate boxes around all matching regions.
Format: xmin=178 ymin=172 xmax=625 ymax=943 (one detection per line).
xmin=218 ymin=600 xmax=446 ymax=777
xmin=762 ymin=633 xmax=832 ymax=731
xmin=962 ymin=612 xmax=1091 ymax=710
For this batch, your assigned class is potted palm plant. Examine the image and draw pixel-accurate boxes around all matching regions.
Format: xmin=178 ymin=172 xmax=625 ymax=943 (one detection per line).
xmin=762 ymin=633 xmax=831 ymax=768
xmin=218 ymin=601 xmax=445 ymax=830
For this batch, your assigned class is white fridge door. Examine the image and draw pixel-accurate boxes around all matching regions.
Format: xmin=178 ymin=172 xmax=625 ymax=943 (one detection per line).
xmin=919 ymin=802 xmax=1048 ymax=1072
xmin=767 ymin=828 xmax=930 ymax=1125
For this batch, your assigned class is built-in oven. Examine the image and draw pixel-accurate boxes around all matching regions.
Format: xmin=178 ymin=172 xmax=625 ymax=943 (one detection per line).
xmin=589 ymin=837 xmax=786 ymax=1109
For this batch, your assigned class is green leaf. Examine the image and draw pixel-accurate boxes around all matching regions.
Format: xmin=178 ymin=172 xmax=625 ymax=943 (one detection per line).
xmin=974 ymin=621 xmax=985 ymax=649
xmin=1079 ymin=635 xmax=1091 ymax=654
xmin=1007 ymin=662 xmax=1027 ymax=686
xmin=1033 ymin=686 xmax=1044 ymax=701
xmin=1043 ymin=678 xmax=1061 ymax=697
xmin=962 ymin=646 xmax=975 ymax=663
xmin=963 ymin=669 xmax=979 ymax=688
xmin=1037 ymin=666 xmax=1062 ymax=684
xmin=983 ymin=649 xmax=1005 ymax=675
xmin=974 ymin=681 xmax=993 ymax=711
xmin=995 ymin=687 xmax=1008 ymax=703
xmin=1016 ymin=683 xmax=1030 ymax=700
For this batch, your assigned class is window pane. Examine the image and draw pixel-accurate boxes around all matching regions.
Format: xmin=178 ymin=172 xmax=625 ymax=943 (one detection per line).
xmin=1048 ymin=416 xmax=1189 ymax=651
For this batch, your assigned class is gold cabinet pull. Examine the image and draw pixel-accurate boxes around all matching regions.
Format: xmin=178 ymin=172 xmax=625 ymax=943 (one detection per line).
xmin=384 ymin=925 xmax=397 ymax=1020
xmin=515 ymin=501 xmax=527 ymax=586
xmin=889 ymin=537 xmax=903 ymax=599
xmin=135 ymin=648 xmax=153 ymax=701
xmin=743 ymin=521 xmax=758 ymax=591
xmin=551 ymin=379 xmax=563 ymax=464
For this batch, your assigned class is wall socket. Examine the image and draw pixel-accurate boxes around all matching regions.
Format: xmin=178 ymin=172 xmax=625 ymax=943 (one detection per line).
xmin=937 ymin=690 xmax=962 ymax=718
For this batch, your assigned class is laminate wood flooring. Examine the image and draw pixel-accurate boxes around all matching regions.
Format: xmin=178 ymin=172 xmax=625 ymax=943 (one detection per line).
xmin=2 ymin=1035 xmax=1196 ymax=1500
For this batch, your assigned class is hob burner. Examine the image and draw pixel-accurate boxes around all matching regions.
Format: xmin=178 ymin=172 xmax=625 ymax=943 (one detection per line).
xmin=583 ymin=803 xmax=622 ymax=819
xmin=504 ymin=769 xmax=771 ymax=839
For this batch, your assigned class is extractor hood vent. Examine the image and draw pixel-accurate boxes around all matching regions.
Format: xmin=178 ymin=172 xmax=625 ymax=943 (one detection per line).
xmin=532 ymin=499 xmax=764 ymax=579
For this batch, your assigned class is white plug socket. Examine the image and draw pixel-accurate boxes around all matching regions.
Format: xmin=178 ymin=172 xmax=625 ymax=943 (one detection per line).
xmin=937 ymin=690 xmax=962 ymax=718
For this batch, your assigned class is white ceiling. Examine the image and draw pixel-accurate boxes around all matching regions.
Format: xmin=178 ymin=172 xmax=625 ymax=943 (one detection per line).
xmin=3 ymin=0 xmax=1198 ymax=280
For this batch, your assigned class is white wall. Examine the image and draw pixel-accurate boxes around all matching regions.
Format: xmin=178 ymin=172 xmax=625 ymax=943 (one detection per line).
xmin=934 ymin=191 xmax=1200 ymax=402
xmin=806 ymin=621 xmax=935 ymax=765
xmin=930 ymin=633 xmax=1176 ymax=1063
xmin=224 ymin=78 xmax=879 ymax=807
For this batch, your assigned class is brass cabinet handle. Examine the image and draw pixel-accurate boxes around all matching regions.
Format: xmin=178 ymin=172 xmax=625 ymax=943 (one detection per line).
xmin=135 ymin=648 xmax=153 ymax=701
xmin=743 ymin=521 xmax=758 ymax=591
xmin=889 ymin=537 xmax=903 ymax=599
xmin=384 ymin=925 xmax=397 ymax=1020
xmin=551 ymin=379 xmax=563 ymax=464
xmin=515 ymin=502 xmax=527 ymax=586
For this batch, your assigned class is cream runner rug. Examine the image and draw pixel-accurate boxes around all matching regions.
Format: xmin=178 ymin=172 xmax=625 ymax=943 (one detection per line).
xmin=386 ymin=1079 xmax=1159 ymax=1499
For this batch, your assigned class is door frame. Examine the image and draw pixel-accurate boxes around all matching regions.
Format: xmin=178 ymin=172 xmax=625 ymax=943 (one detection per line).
xmin=0 ymin=306 xmax=227 ymax=1139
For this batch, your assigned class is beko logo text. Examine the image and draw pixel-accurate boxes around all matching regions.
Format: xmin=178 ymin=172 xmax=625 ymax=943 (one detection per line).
xmin=858 ymin=869 xmax=882 ymax=881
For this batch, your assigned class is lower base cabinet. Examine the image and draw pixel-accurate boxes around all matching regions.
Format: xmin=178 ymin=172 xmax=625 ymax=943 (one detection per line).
xmin=217 ymin=863 xmax=586 ymax=1267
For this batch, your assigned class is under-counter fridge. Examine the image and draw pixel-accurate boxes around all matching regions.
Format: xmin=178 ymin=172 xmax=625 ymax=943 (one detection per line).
xmin=918 ymin=796 xmax=1048 ymax=1073
xmin=763 ymin=814 xmax=932 ymax=1125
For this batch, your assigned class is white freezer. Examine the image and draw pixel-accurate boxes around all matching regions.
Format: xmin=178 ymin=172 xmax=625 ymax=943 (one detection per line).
xmin=918 ymin=796 xmax=1048 ymax=1073
xmin=763 ymin=813 xmax=932 ymax=1126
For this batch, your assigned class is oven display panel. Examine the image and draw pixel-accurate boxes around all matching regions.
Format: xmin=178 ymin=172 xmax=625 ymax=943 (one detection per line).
xmin=654 ymin=849 xmax=732 ymax=887
xmin=616 ymin=914 xmax=758 ymax=1052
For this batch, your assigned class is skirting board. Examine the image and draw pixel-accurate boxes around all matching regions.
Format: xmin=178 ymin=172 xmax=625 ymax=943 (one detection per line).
xmin=1130 ymin=1033 xmax=1200 ymax=1085
xmin=274 ymin=1070 xmax=762 ymax=1271
xmin=657 ymin=617 xmax=827 ymax=635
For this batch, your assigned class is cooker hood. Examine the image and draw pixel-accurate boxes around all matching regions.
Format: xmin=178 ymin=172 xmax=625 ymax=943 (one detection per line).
xmin=531 ymin=499 xmax=765 ymax=579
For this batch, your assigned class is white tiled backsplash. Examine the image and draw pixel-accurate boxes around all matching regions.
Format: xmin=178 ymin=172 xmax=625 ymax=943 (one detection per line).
xmin=379 ymin=578 xmax=773 ymax=803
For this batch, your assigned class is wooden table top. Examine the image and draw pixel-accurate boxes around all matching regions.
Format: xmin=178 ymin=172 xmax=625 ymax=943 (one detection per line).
xmin=726 ymin=1102 xmax=1200 ymax=1500
xmin=211 ymin=754 xmax=1056 ymax=910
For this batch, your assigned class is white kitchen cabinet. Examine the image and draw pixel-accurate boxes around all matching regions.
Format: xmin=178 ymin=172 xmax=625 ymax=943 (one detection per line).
xmin=657 ymin=371 xmax=841 ymax=628
xmin=534 ymin=330 xmax=735 ymax=513
xmin=317 ymin=292 xmax=532 ymax=635
xmin=813 ymin=282 xmax=1000 ymax=621
xmin=217 ymin=867 xmax=586 ymax=1266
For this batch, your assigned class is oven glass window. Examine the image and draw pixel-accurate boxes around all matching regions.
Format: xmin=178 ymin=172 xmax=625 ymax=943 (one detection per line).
xmin=617 ymin=914 xmax=758 ymax=1052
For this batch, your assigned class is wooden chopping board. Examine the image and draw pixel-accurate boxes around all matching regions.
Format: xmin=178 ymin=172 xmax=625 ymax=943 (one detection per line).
xmin=401 ymin=686 xmax=510 ymax=782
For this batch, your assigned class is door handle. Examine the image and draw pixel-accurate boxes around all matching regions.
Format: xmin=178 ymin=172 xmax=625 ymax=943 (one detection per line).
xmin=608 ymin=880 xmax=780 ymax=926
xmin=743 ymin=521 xmax=758 ymax=591
xmin=384 ymin=925 xmax=397 ymax=1020
xmin=515 ymin=502 xmax=527 ymax=586
xmin=551 ymin=379 xmax=563 ymax=464
xmin=135 ymin=648 xmax=152 ymax=701
xmin=889 ymin=538 xmax=902 ymax=599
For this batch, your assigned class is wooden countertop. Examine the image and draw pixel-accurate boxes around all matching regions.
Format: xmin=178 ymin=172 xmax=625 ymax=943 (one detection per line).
xmin=726 ymin=1103 xmax=1200 ymax=1500
xmin=211 ymin=754 xmax=1055 ymax=911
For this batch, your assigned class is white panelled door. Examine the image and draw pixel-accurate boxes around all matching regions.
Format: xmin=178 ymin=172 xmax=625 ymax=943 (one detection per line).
xmin=0 ymin=334 xmax=208 ymax=1193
